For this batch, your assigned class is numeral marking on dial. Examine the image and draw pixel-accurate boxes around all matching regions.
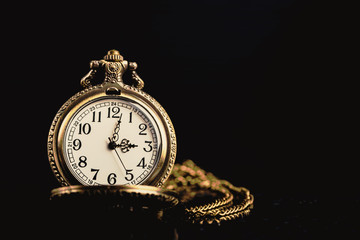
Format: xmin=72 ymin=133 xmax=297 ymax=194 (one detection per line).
xmin=139 ymin=123 xmax=147 ymax=135
xmin=91 ymin=168 xmax=99 ymax=180
xmin=125 ymin=169 xmax=134 ymax=181
xmin=78 ymin=123 xmax=91 ymax=135
xmin=78 ymin=156 xmax=87 ymax=168
xmin=143 ymin=141 xmax=152 ymax=152
xmin=107 ymin=107 xmax=121 ymax=118
xmin=92 ymin=111 xmax=102 ymax=122
xmin=107 ymin=173 xmax=117 ymax=185
xmin=137 ymin=157 xmax=147 ymax=169
xmin=72 ymin=139 xmax=82 ymax=151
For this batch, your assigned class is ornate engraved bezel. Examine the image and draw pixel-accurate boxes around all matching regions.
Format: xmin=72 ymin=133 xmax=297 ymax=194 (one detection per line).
xmin=47 ymin=82 xmax=176 ymax=187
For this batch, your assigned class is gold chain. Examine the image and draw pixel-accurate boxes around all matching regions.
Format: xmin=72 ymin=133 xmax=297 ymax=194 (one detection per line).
xmin=164 ymin=160 xmax=254 ymax=225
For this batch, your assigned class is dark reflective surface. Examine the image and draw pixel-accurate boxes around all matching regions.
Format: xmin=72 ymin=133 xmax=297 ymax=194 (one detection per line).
xmin=5 ymin=189 xmax=358 ymax=239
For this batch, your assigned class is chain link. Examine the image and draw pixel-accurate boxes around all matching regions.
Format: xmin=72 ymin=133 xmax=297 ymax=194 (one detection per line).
xmin=164 ymin=160 xmax=254 ymax=224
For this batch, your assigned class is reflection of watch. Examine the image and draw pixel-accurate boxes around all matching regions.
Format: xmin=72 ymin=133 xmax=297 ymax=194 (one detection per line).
xmin=47 ymin=50 xmax=176 ymax=187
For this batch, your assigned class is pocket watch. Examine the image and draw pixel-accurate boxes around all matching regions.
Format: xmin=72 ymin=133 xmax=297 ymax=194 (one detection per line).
xmin=47 ymin=50 xmax=177 ymax=187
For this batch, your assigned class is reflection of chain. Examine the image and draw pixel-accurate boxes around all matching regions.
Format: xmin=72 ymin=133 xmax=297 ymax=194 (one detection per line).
xmin=163 ymin=160 xmax=254 ymax=225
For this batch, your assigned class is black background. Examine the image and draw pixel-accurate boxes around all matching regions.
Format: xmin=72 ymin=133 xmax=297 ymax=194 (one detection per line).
xmin=2 ymin=1 xmax=357 ymax=239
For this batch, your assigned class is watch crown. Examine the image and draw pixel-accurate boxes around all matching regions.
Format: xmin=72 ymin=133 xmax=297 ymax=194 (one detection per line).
xmin=104 ymin=49 xmax=124 ymax=62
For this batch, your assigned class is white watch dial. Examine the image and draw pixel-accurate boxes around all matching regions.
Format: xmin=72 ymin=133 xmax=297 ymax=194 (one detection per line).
xmin=63 ymin=97 xmax=162 ymax=185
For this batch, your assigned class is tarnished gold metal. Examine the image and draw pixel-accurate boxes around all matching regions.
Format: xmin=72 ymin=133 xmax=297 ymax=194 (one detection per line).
xmin=47 ymin=50 xmax=176 ymax=187
xmin=164 ymin=160 xmax=254 ymax=224
xmin=80 ymin=49 xmax=144 ymax=89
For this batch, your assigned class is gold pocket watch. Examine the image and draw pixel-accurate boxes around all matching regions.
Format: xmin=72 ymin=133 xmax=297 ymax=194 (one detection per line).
xmin=47 ymin=50 xmax=176 ymax=187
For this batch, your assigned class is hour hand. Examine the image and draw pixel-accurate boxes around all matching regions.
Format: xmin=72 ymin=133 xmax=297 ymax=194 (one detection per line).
xmin=118 ymin=138 xmax=138 ymax=153
xmin=110 ymin=138 xmax=138 ymax=152
xmin=108 ymin=137 xmax=138 ymax=152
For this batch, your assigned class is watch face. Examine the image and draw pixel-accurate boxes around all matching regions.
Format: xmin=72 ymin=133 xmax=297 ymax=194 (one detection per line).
xmin=62 ymin=97 xmax=162 ymax=185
